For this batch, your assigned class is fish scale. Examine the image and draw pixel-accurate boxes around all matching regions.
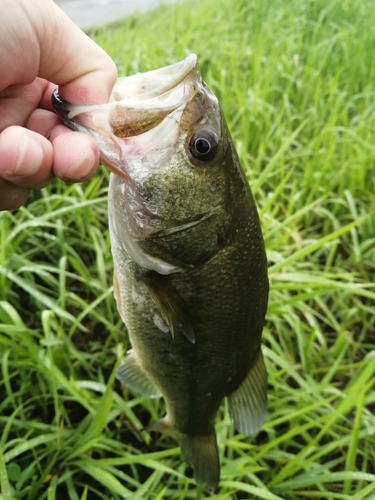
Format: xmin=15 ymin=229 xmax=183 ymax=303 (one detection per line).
xmin=52 ymin=54 xmax=269 ymax=491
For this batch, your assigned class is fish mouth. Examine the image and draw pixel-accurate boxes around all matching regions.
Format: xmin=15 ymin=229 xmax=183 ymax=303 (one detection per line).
xmin=51 ymin=54 xmax=201 ymax=178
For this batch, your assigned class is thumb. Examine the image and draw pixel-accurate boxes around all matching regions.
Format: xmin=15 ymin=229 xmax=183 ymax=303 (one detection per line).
xmin=8 ymin=0 xmax=118 ymax=104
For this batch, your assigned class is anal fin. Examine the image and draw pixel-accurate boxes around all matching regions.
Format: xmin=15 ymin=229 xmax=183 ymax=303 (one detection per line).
xmin=116 ymin=349 xmax=162 ymax=398
xmin=227 ymin=350 xmax=267 ymax=435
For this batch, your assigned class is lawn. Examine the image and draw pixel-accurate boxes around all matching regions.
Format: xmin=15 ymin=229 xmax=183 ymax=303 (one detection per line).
xmin=1 ymin=0 xmax=375 ymax=498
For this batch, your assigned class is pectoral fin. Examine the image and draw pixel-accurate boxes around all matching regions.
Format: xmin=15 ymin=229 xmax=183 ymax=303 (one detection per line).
xmin=116 ymin=349 xmax=162 ymax=398
xmin=142 ymin=273 xmax=195 ymax=344
xmin=227 ymin=350 xmax=267 ymax=435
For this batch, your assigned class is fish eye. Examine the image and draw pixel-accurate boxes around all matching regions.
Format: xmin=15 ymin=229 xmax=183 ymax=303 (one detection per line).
xmin=188 ymin=130 xmax=218 ymax=162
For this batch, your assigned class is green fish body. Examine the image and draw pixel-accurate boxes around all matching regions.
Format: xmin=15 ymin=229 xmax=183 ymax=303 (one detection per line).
xmin=52 ymin=55 xmax=268 ymax=490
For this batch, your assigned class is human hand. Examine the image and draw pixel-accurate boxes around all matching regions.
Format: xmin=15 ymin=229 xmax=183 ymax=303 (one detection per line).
xmin=0 ymin=0 xmax=117 ymax=211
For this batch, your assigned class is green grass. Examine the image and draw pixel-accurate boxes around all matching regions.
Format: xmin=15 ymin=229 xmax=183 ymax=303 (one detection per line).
xmin=1 ymin=0 xmax=375 ymax=498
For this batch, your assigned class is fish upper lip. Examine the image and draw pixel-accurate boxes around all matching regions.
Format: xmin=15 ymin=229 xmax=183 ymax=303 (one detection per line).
xmin=111 ymin=54 xmax=198 ymax=103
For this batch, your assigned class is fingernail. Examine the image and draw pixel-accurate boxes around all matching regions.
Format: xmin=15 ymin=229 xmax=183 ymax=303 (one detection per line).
xmin=13 ymin=134 xmax=43 ymax=177
xmin=61 ymin=148 xmax=97 ymax=182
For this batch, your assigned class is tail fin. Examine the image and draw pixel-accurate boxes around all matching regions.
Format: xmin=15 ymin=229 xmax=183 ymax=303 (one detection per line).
xmin=146 ymin=418 xmax=220 ymax=491
xmin=179 ymin=432 xmax=220 ymax=492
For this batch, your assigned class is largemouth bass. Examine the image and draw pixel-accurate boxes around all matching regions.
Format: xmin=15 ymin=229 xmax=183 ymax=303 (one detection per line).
xmin=52 ymin=54 xmax=269 ymax=490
